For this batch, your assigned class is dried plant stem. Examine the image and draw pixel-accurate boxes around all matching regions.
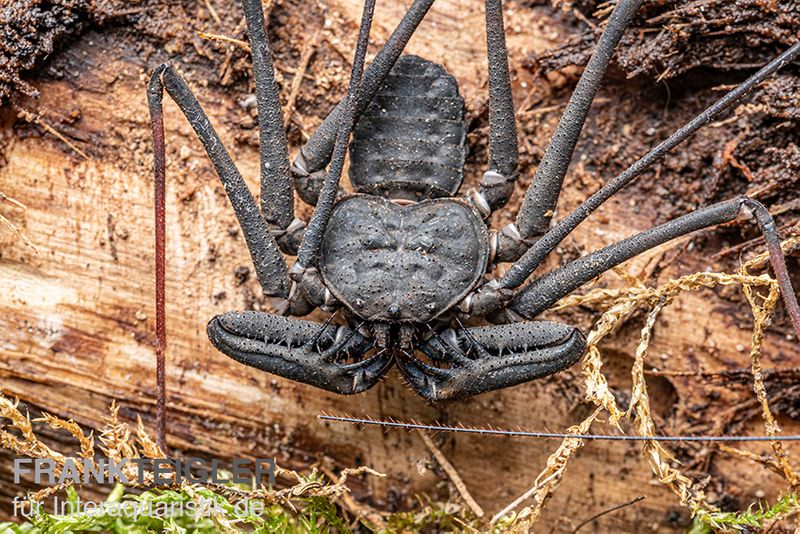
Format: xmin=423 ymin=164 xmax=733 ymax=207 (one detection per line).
xmin=718 ymin=445 xmax=787 ymax=479
xmin=742 ymin=276 xmax=798 ymax=485
xmin=0 ymin=191 xmax=38 ymax=252
xmin=284 ymin=29 xmax=320 ymax=125
xmin=0 ymin=191 xmax=27 ymax=210
xmin=0 ymin=212 xmax=37 ymax=251
xmin=0 ymin=396 xmax=66 ymax=472
xmin=14 ymin=105 xmax=90 ymax=160
xmin=572 ymin=495 xmax=646 ymax=532
xmin=198 ymin=31 xmax=252 ymax=52
xmin=204 ymin=0 xmax=222 ymax=25
xmin=503 ymin=261 xmax=796 ymax=527
xmin=420 ymin=431 xmax=484 ymax=518
xmin=498 ymin=409 xmax=601 ymax=527
xmin=629 ymin=297 xmax=710 ymax=513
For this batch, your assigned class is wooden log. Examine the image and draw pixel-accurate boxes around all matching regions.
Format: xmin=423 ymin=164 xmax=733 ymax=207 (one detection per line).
xmin=1 ymin=0 xmax=798 ymax=529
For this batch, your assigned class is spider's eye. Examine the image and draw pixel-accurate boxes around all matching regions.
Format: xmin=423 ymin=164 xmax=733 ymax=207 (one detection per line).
xmin=361 ymin=234 xmax=396 ymax=250
xmin=407 ymin=236 xmax=437 ymax=254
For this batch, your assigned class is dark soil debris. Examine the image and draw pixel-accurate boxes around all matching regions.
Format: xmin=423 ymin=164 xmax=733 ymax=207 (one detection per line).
xmin=527 ymin=0 xmax=800 ymax=81
xmin=514 ymin=0 xmax=800 ymax=257
xmin=0 ymin=0 xmax=135 ymax=103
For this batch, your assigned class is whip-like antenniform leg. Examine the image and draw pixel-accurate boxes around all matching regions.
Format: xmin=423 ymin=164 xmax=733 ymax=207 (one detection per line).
xmin=468 ymin=40 xmax=800 ymax=316
xmin=149 ymin=68 xmax=168 ymax=453
xmin=294 ymin=0 xmax=375 ymax=274
xmin=509 ymin=197 xmax=800 ymax=333
xmin=206 ymin=0 xmax=394 ymax=394
xmin=148 ymin=64 xmax=290 ymax=298
xmin=291 ymin=0 xmax=436 ymax=205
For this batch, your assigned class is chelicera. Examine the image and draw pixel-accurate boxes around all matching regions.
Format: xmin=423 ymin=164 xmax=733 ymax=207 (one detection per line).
xmin=148 ymin=0 xmax=800 ymax=401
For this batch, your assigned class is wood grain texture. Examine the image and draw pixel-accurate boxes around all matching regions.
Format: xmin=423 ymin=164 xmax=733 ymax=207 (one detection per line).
xmin=1 ymin=0 xmax=798 ymax=530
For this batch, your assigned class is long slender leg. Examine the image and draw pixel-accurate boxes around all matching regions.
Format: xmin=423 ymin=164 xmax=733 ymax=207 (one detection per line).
xmin=148 ymin=64 xmax=289 ymax=298
xmin=240 ymin=0 xmax=303 ymax=253
xmin=508 ymin=0 xmax=644 ymax=246
xmin=208 ymin=312 xmax=393 ymax=394
xmin=149 ymin=75 xmax=168 ymax=452
xmin=467 ymin=0 xmax=519 ymax=216
xmin=293 ymin=0 xmax=375 ymax=275
xmin=291 ymin=0 xmax=436 ymax=205
xmin=241 ymin=0 xmax=292 ymax=227
xmin=167 ymin=3 xmax=389 ymax=394
xmin=399 ymin=322 xmax=586 ymax=400
xmin=467 ymin=39 xmax=800 ymax=316
xmin=508 ymin=197 xmax=800 ymax=338
xmin=414 ymin=197 xmax=800 ymax=400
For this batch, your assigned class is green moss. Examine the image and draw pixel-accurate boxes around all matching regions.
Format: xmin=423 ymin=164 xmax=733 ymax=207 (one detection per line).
xmin=0 ymin=484 xmax=345 ymax=533
xmin=691 ymin=492 xmax=799 ymax=532
xmin=0 ymin=484 xmax=478 ymax=533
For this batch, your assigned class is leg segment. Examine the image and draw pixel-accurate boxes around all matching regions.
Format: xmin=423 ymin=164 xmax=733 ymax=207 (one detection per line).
xmin=241 ymin=0 xmax=297 ymax=248
xmin=291 ymin=0 xmax=436 ymax=205
xmin=208 ymin=312 xmax=393 ymax=394
xmin=508 ymin=197 xmax=800 ymax=335
xmin=510 ymin=0 xmax=643 ymax=247
xmin=148 ymin=64 xmax=289 ymax=298
xmin=466 ymin=39 xmax=800 ymax=315
xmin=468 ymin=0 xmax=518 ymax=216
xmin=399 ymin=322 xmax=585 ymax=400
xmin=150 ymin=79 xmax=168 ymax=451
xmin=294 ymin=0 xmax=374 ymax=273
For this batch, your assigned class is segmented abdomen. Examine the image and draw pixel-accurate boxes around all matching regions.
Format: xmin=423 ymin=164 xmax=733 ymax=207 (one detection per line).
xmin=349 ymin=55 xmax=467 ymax=199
